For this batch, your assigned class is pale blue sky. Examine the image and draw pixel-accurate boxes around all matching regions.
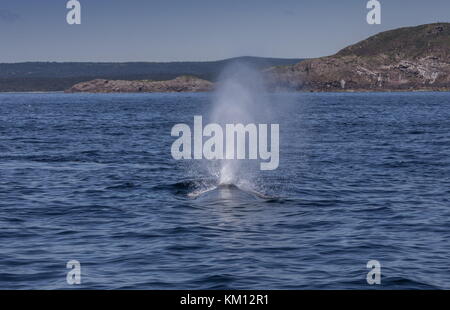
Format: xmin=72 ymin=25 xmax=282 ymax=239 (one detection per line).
xmin=0 ymin=0 xmax=449 ymax=62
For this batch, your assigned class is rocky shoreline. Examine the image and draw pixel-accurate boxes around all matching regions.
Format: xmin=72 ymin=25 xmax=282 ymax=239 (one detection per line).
xmin=65 ymin=75 xmax=213 ymax=93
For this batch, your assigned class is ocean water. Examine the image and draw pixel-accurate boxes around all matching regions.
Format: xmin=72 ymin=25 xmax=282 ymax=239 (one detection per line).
xmin=0 ymin=91 xmax=449 ymax=289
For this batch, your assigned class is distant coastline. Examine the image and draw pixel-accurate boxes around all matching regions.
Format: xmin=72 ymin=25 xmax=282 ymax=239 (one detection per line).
xmin=62 ymin=78 xmax=450 ymax=94
xmin=2 ymin=89 xmax=450 ymax=95
xmin=1 ymin=23 xmax=450 ymax=94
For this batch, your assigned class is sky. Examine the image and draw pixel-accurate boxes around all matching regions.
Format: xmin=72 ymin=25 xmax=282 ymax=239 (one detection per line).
xmin=0 ymin=0 xmax=449 ymax=63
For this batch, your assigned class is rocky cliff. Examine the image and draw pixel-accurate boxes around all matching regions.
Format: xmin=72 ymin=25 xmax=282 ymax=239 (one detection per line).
xmin=267 ymin=23 xmax=450 ymax=92
xmin=65 ymin=75 xmax=213 ymax=93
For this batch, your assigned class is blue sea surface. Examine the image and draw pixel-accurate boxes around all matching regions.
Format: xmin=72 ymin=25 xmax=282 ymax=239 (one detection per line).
xmin=0 ymin=92 xmax=449 ymax=289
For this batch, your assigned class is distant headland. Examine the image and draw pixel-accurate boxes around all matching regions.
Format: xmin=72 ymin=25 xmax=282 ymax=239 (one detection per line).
xmin=267 ymin=23 xmax=450 ymax=92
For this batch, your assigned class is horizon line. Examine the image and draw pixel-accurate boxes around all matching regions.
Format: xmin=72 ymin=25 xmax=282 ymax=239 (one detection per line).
xmin=0 ymin=55 xmax=307 ymax=65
